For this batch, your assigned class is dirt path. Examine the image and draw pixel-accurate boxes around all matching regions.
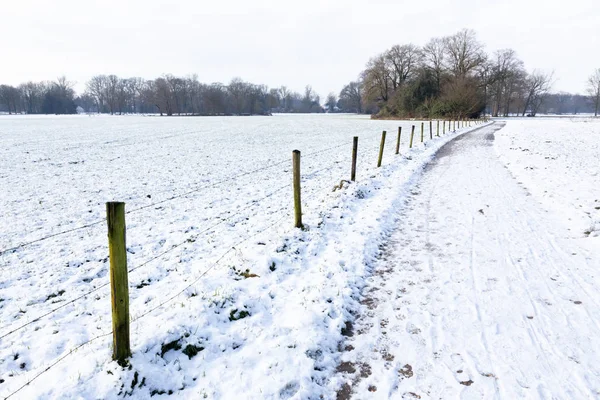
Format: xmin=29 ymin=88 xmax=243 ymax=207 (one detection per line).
xmin=333 ymin=123 xmax=600 ymax=399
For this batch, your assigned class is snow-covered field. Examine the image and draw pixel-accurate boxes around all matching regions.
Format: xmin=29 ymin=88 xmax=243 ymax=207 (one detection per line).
xmin=495 ymin=117 xmax=600 ymax=239
xmin=0 ymin=114 xmax=482 ymax=399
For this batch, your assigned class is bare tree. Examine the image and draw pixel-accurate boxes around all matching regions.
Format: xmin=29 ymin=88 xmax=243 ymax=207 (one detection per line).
xmin=338 ymin=81 xmax=363 ymax=113
xmin=385 ymin=44 xmax=421 ymax=90
xmin=522 ymin=70 xmax=553 ymax=116
xmin=587 ymin=68 xmax=600 ymax=117
xmin=422 ymin=38 xmax=446 ymax=91
xmin=489 ymin=49 xmax=525 ymax=116
xmin=443 ymin=29 xmax=486 ymax=78
xmin=0 ymin=85 xmax=21 ymax=114
xmin=86 ymin=75 xmax=108 ymax=113
xmin=19 ymin=81 xmax=46 ymax=114
xmin=362 ymin=54 xmax=391 ymax=104
xmin=325 ymin=92 xmax=337 ymax=112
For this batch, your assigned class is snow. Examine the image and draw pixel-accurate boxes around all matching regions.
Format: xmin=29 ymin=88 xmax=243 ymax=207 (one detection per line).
xmin=0 ymin=114 xmax=483 ymax=399
xmin=328 ymin=120 xmax=600 ymax=399
xmin=494 ymin=117 xmax=600 ymax=238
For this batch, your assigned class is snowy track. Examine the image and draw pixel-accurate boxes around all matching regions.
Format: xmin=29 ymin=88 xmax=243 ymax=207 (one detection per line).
xmin=333 ymin=123 xmax=600 ymax=399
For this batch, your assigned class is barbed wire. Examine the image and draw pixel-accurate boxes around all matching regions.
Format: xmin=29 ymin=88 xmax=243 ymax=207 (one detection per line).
xmin=126 ymin=183 xmax=292 ymax=276
xmin=0 ymin=219 xmax=105 ymax=257
xmin=2 ymin=331 xmax=113 ymax=400
xmin=0 ymin=128 xmax=417 ymax=398
xmin=0 ymin=281 xmax=111 ymax=340
xmin=0 ymin=183 xmax=292 ymax=340
xmin=131 ymin=206 xmax=292 ymax=323
xmin=0 ymin=137 xmax=362 ymax=257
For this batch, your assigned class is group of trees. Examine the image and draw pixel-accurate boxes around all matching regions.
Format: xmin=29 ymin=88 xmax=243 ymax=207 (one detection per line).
xmin=336 ymin=29 xmax=598 ymax=118
xmin=0 ymin=77 xmax=77 ymax=115
xmin=81 ymin=75 xmax=325 ymax=116
xmin=2 ymin=32 xmax=599 ymax=118
xmin=0 ymin=75 xmax=325 ymax=116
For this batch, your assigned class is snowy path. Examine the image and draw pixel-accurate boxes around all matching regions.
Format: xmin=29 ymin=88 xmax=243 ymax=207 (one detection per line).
xmin=333 ymin=122 xmax=600 ymax=399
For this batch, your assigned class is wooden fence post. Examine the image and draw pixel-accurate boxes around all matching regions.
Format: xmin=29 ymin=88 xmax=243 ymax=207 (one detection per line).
xmin=436 ymin=120 xmax=440 ymax=137
xmin=409 ymin=125 xmax=415 ymax=148
xmin=351 ymin=136 xmax=358 ymax=182
xmin=453 ymin=119 xmax=456 ymax=131
xmin=106 ymin=202 xmax=130 ymax=366
xmin=377 ymin=130 xmax=386 ymax=167
xmin=429 ymin=120 xmax=433 ymax=140
xmin=443 ymin=120 xmax=446 ymax=134
xmin=395 ymin=127 xmax=402 ymax=155
xmin=420 ymin=122 xmax=424 ymax=143
xmin=292 ymin=150 xmax=303 ymax=228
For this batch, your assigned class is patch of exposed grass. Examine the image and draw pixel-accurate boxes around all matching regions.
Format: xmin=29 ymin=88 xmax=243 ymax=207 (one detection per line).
xmin=229 ymin=309 xmax=250 ymax=321
xmin=182 ymin=344 xmax=204 ymax=360
xmin=160 ymin=339 xmax=182 ymax=357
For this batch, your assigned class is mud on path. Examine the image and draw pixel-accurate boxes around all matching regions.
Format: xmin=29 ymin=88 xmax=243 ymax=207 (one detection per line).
xmin=332 ymin=122 xmax=600 ymax=399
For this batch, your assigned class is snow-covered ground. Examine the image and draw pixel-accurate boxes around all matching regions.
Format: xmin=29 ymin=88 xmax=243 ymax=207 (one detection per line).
xmin=0 ymin=114 xmax=481 ymax=399
xmin=494 ymin=117 xmax=600 ymax=239
xmin=330 ymin=121 xmax=600 ymax=399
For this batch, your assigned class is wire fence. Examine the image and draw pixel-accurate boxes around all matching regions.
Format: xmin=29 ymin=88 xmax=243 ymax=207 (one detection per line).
xmin=0 ymin=118 xmax=487 ymax=399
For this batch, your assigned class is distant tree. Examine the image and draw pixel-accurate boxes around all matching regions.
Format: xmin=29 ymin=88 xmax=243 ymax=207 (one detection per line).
xmin=488 ymin=49 xmax=525 ymax=117
xmin=86 ymin=75 xmax=108 ymax=113
xmin=443 ymin=29 xmax=486 ymax=78
xmin=0 ymin=84 xmax=22 ymax=114
xmin=385 ymin=44 xmax=421 ymax=90
xmin=362 ymin=54 xmax=391 ymax=104
xmin=587 ymin=68 xmax=600 ymax=117
xmin=521 ymin=71 xmax=553 ymax=116
xmin=422 ymin=38 xmax=446 ymax=91
xmin=325 ymin=92 xmax=337 ymax=112
xmin=228 ymin=78 xmax=248 ymax=115
xmin=41 ymin=77 xmax=76 ymax=114
xmin=338 ymin=81 xmax=363 ymax=113
xmin=19 ymin=81 xmax=47 ymax=114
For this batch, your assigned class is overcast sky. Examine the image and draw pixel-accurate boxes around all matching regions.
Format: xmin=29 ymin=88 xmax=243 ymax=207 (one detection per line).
xmin=2 ymin=0 xmax=599 ymax=98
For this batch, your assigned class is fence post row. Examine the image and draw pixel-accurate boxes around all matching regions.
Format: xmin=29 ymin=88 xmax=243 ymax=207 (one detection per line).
xmin=292 ymin=150 xmax=303 ymax=229
xmin=395 ymin=126 xmax=401 ymax=155
xmin=106 ymin=201 xmax=131 ymax=366
xmin=377 ymin=130 xmax=386 ymax=168
xmin=351 ymin=136 xmax=358 ymax=182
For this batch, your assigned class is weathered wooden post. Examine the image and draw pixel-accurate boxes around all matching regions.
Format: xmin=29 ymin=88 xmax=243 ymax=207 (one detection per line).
xmin=106 ymin=202 xmax=130 ymax=366
xmin=395 ymin=127 xmax=402 ymax=155
xmin=377 ymin=130 xmax=386 ymax=167
xmin=429 ymin=120 xmax=433 ymax=140
xmin=351 ymin=136 xmax=358 ymax=182
xmin=443 ymin=120 xmax=446 ymax=134
xmin=409 ymin=125 xmax=415 ymax=148
xmin=420 ymin=122 xmax=424 ymax=143
xmin=436 ymin=120 xmax=440 ymax=137
xmin=292 ymin=150 xmax=303 ymax=228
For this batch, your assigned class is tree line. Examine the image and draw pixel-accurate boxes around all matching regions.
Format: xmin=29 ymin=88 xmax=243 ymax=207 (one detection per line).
xmin=334 ymin=29 xmax=600 ymax=118
xmin=2 ymin=32 xmax=599 ymax=117
xmin=0 ymin=76 xmax=326 ymax=116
